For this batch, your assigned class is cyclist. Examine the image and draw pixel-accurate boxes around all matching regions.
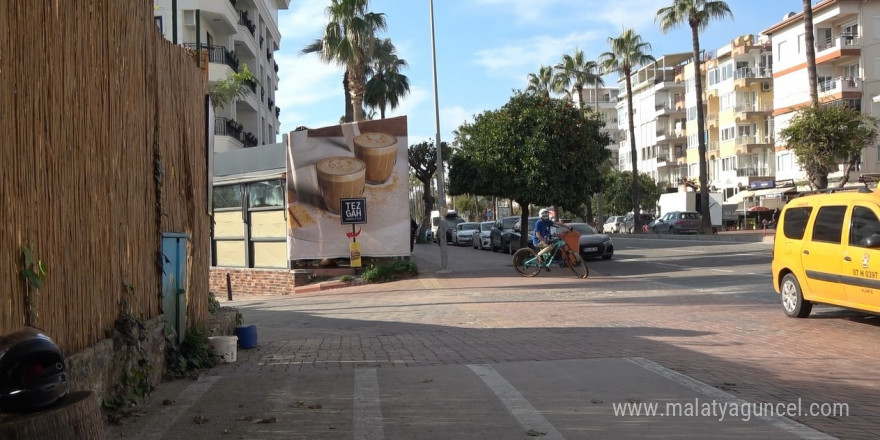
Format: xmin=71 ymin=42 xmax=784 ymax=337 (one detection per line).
xmin=533 ymin=209 xmax=564 ymax=262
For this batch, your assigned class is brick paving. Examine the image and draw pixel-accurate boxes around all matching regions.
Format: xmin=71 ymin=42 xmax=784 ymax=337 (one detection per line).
xmin=212 ymin=264 xmax=880 ymax=439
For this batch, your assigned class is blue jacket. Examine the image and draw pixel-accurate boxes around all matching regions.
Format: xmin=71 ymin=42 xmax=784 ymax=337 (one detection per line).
xmin=532 ymin=218 xmax=553 ymax=246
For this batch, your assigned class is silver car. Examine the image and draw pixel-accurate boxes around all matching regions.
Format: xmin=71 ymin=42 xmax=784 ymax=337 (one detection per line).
xmin=602 ymin=215 xmax=625 ymax=234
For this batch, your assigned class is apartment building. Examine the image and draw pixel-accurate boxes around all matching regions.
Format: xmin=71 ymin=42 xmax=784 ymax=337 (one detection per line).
xmin=581 ymin=86 xmax=621 ymax=163
xmin=763 ymin=0 xmax=880 ymax=183
xmin=698 ymin=33 xmax=775 ymax=200
xmin=153 ymin=0 xmax=290 ymax=151
xmin=615 ymin=53 xmax=691 ymax=189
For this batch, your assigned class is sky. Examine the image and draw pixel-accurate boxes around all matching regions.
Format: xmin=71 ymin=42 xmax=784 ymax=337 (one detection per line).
xmin=273 ymin=1 xmax=808 ymax=146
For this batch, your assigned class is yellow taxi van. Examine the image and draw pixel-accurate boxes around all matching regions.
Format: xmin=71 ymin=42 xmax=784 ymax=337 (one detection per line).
xmin=772 ymin=179 xmax=880 ymax=317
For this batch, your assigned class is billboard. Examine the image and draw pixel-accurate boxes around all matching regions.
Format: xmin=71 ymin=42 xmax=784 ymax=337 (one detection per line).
xmin=285 ymin=116 xmax=409 ymax=260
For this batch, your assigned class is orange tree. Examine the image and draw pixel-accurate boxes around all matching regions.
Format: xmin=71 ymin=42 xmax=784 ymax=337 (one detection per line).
xmin=449 ymin=92 xmax=611 ymax=249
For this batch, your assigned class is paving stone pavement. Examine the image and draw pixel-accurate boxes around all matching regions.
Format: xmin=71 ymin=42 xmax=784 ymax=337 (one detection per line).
xmin=107 ymin=241 xmax=880 ymax=439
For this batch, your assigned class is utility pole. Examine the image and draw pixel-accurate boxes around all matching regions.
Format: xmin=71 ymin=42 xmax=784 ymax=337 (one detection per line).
xmin=429 ymin=0 xmax=448 ymax=271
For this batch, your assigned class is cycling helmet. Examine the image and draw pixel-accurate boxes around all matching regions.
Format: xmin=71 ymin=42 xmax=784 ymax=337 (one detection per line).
xmin=539 ymin=209 xmax=550 ymax=220
xmin=0 ymin=327 xmax=69 ymax=413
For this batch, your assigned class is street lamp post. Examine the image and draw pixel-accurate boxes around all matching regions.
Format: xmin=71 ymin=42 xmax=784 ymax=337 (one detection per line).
xmin=429 ymin=0 xmax=448 ymax=271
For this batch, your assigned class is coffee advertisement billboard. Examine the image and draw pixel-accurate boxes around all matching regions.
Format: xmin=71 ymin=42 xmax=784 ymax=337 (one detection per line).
xmin=285 ymin=116 xmax=409 ymax=260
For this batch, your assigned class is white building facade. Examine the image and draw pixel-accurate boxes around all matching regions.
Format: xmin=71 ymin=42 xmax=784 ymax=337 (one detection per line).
xmin=153 ymin=0 xmax=290 ymax=152
xmin=763 ymin=0 xmax=880 ymax=184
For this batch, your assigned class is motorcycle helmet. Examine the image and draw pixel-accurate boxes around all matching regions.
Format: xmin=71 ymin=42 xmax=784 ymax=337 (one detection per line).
xmin=539 ymin=209 xmax=550 ymax=220
xmin=0 ymin=327 xmax=69 ymax=413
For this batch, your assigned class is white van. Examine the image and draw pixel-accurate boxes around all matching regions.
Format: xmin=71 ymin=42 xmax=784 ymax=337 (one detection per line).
xmin=430 ymin=210 xmax=461 ymax=243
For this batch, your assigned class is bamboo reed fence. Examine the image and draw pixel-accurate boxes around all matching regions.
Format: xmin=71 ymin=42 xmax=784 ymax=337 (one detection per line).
xmin=0 ymin=0 xmax=211 ymax=354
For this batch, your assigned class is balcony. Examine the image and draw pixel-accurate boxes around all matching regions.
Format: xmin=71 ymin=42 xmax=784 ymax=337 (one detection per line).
xmin=819 ymin=76 xmax=862 ymax=99
xmin=734 ymin=103 xmax=772 ymax=121
xmin=733 ymin=66 xmax=772 ymax=88
xmin=237 ymin=9 xmax=256 ymax=37
xmin=184 ymin=43 xmax=239 ymax=72
xmin=733 ymin=135 xmax=773 ymax=155
xmin=706 ymin=141 xmax=720 ymax=155
xmin=213 ymin=117 xmax=258 ymax=149
xmin=816 ymin=34 xmax=861 ymax=62
xmin=706 ymin=113 xmax=718 ymax=128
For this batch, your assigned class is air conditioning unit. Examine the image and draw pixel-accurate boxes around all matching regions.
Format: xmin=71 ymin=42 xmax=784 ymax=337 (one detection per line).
xmin=762 ymin=82 xmax=772 ymax=92
xmin=182 ymin=10 xmax=196 ymax=27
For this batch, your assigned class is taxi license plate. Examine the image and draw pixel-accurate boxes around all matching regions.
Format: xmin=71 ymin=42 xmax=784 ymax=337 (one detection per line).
xmin=583 ymin=247 xmax=597 ymax=252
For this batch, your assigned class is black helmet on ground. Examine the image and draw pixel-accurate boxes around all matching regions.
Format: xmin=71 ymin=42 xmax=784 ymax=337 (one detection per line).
xmin=0 ymin=327 xmax=70 ymax=413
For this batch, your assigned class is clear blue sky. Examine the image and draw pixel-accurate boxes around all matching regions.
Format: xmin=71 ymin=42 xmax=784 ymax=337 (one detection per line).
xmin=274 ymin=1 xmax=808 ymax=145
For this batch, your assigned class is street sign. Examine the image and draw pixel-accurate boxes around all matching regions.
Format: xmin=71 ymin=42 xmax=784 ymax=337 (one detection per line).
xmin=340 ymin=198 xmax=367 ymax=224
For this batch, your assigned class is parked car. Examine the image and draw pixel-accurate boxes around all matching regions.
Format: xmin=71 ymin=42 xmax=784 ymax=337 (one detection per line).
xmin=508 ymin=217 xmax=540 ymax=254
xmin=473 ymin=221 xmax=493 ymax=250
xmin=622 ymin=212 xmax=655 ymax=233
xmin=650 ymin=211 xmax=702 ymax=234
xmin=602 ymin=215 xmax=625 ymax=234
xmin=490 ymin=216 xmax=519 ymax=253
xmin=564 ymin=223 xmax=614 ymax=260
xmin=436 ymin=217 xmax=466 ymax=244
xmin=451 ymin=222 xmax=478 ymax=246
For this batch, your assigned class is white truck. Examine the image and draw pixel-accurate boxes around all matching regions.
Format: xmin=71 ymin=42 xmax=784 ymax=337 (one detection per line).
xmin=657 ymin=191 xmax=722 ymax=228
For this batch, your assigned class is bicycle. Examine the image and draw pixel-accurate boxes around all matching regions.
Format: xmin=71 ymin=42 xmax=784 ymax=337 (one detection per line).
xmin=512 ymin=228 xmax=589 ymax=278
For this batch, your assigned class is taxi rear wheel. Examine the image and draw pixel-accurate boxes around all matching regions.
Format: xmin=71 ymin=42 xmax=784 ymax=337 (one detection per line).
xmin=781 ymin=273 xmax=812 ymax=318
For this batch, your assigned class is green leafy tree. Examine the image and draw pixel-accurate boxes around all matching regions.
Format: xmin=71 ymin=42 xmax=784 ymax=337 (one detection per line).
xmin=450 ymin=92 xmax=611 ymax=249
xmin=365 ymin=38 xmax=410 ymax=119
xmin=408 ymin=140 xmax=451 ymax=239
xmin=301 ymin=0 xmax=386 ymax=122
xmin=209 ymin=64 xmax=259 ymax=110
xmin=778 ymin=105 xmax=878 ymax=189
xmin=525 ymin=66 xmax=554 ymax=98
xmin=656 ymin=0 xmax=732 ymax=234
xmin=601 ymin=29 xmax=655 ymax=233
xmin=602 ymin=170 xmax=663 ymax=216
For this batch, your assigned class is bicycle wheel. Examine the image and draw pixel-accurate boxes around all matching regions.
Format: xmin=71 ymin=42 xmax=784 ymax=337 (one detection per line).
xmin=513 ymin=248 xmax=542 ymax=277
xmin=565 ymin=248 xmax=589 ymax=279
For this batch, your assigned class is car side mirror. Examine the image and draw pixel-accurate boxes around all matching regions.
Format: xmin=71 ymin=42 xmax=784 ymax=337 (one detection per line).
xmin=863 ymin=234 xmax=880 ymax=248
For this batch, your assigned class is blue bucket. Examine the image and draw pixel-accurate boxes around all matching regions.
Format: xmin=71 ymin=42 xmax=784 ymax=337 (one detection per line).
xmin=235 ymin=324 xmax=258 ymax=349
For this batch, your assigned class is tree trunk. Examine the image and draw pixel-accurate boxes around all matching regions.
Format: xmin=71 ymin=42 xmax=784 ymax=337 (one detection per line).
xmin=343 ymin=71 xmax=353 ymax=123
xmin=625 ymin=70 xmax=642 ymax=232
xmin=0 ymin=391 xmax=105 ymax=440
xmin=803 ymin=0 xmax=819 ymax=108
xmin=349 ymin=62 xmax=367 ymax=122
xmin=691 ymin=26 xmax=712 ymax=234
xmin=420 ymin=180 xmax=434 ymax=242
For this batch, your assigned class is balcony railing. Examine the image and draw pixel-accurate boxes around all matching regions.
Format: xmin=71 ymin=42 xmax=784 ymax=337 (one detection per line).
xmin=816 ymin=34 xmax=861 ymax=52
xmin=275 ymin=106 xmax=280 ymax=119
xmin=736 ymin=168 xmax=758 ymax=177
xmin=237 ymin=9 xmax=256 ymax=36
xmin=734 ymin=66 xmax=772 ymax=80
xmin=819 ymin=76 xmax=862 ymax=94
xmin=183 ymin=43 xmax=239 ymax=72
xmin=214 ymin=117 xmax=243 ymax=139
xmin=656 ymin=154 xmax=669 ymax=163
xmin=734 ymin=102 xmax=773 ymax=114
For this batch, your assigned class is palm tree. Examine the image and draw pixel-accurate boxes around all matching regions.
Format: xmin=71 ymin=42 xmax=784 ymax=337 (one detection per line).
xmin=802 ymin=0 xmax=818 ymax=107
xmin=601 ymin=29 xmax=655 ymax=233
xmin=301 ymin=0 xmax=386 ymax=122
xmin=525 ymin=66 xmax=554 ymax=98
xmin=656 ymin=0 xmax=732 ymax=234
xmin=364 ymin=38 xmax=410 ymax=119
xmin=553 ymin=47 xmax=603 ymax=111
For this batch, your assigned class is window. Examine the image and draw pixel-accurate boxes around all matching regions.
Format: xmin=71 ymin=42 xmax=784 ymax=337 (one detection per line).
xmin=720 ymin=62 xmax=734 ymax=81
xmin=842 ymin=23 xmax=858 ymax=37
xmin=721 ymin=156 xmax=736 ymax=171
xmin=248 ymin=180 xmax=283 ymax=208
xmin=687 ymin=106 xmax=697 ymax=120
xmin=849 ymin=206 xmax=880 ymax=247
xmin=707 ymin=68 xmax=719 ymax=86
xmin=720 ymin=126 xmax=735 ymax=142
xmin=777 ymin=41 xmax=787 ymax=61
xmin=155 ymin=16 xmax=163 ymax=34
xmin=720 ymin=92 xmax=735 ymax=110
xmin=810 ymin=206 xmax=846 ymax=244
xmin=844 ymin=63 xmax=859 ymax=79
xmin=797 ymin=33 xmax=804 ymax=54
xmin=783 ymin=207 xmax=812 ymax=240
xmin=213 ymin=184 xmax=242 ymax=209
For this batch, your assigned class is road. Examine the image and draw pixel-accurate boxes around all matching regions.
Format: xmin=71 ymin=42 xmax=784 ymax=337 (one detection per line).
xmin=106 ymin=237 xmax=880 ymax=439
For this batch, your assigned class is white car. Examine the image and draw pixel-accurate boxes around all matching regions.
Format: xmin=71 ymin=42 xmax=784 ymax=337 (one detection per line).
xmin=472 ymin=221 xmax=493 ymax=250
xmin=451 ymin=222 xmax=478 ymax=246
xmin=602 ymin=215 xmax=625 ymax=234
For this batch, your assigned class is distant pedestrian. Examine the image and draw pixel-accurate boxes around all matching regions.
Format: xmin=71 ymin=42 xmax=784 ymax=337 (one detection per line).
xmin=410 ymin=218 xmax=418 ymax=251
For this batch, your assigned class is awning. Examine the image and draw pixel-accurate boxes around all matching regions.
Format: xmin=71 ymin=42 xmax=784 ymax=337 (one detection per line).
xmin=726 ymin=190 xmax=755 ymax=204
xmin=753 ymin=186 xmax=797 ymax=197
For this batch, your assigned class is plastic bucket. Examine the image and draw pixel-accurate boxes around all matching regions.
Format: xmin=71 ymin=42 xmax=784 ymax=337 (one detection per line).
xmin=235 ymin=324 xmax=258 ymax=349
xmin=208 ymin=336 xmax=238 ymax=363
